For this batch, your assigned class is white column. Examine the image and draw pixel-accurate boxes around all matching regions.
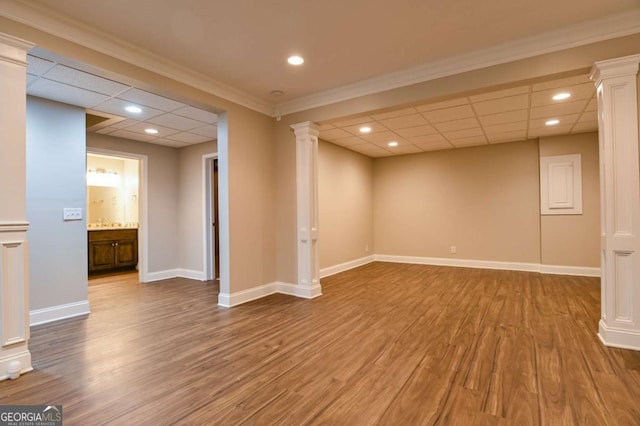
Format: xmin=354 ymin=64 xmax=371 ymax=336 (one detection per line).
xmin=590 ymin=54 xmax=640 ymax=350
xmin=0 ymin=33 xmax=34 ymax=379
xmin=291 ymin=122 xmax=322 ymax=298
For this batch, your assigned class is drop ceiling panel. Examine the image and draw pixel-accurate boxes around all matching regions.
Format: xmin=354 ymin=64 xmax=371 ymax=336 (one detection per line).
xmin=449 ymin=136 xmax=487 ymax=147
xmin=416 ymin=97 xmax=468 ymax=112
xmin=529 ymin=114 xmax=580 ymax=129
xmin=320 ymin=128 xmax=353 ymax=141
xmin=392 ymin=144 xmax=423 ymax=154
xmin=146 ymin=113 xmax=207 ymax=131
xmin=478 ymin=109 xmax=529 ymax=126
xmin=483 ymin=121 xmax=527 ymax=135
xmin=153 ymin=138 xmax=187 ymax=147
xmin=109 ymin=118 xmax=140 ymax=129
xmin=117 ymin=88 xmax=186 ymax=112
xmin=190 ymin=124 xmax=218 ymax=138
xmin=444 ymin=127 xmax=484 ymax=140
xmin=530 ymin=100 xmax=588 ymax=119
xmin=109 ymin=129 xmax=157 ymax=142
xmin=469 ymin=86 xmax=529 ymax=102
xmin=371 ymin=107 xmax=419 ymax=120
xmin=26 ymin=74 xmax=37 ymax=86
xmin=361 ymin=131 xmax=404 ymax=145
xmin=395 ymin=124 xmax=439 ymax=138
xmin=43 ymin=65 xmax=130 ymax=96
xmin=578 ymin=111 xmax=598 ymax=122
xmin=172 ymin=105 xmax=218 ymax=124
xmin=331 ymin=116 xmax=373 ymax=128
xmin=94 ymin=98 xmax=165 ymax=120
xmin=434 ymin=117 xmax=480 ymax=133
xmin=317 ymin=123 xmax=335 ymax=131
xmin=166 ymin=132 xmax=213 ymax=144
xmin=407 ymin=133 xmax=448 ymax=145
xmin=528 ymin=124 xmax=574 ymax=138
xmin=28 ymin=79 xmax=110 ymax=108
xmin=379 ymin=114 xmax=429 ymax=130
xmin=26 ymin=55 xmax=55 ymax=76
xmin=488 ymin=130 xmax=527 ymax=143
xmin=585 ymin=98 xmax=598 ymax=111
xmin=472 ymin=94 xmax=529 ymax=116
xmin=572 ymin=121 xmax=598 ymax=133
xmin=342 ymin=122 xmax=389 ymax=136
xmin=531 ymin=83 xmax=595 ymax=107
xmin=422 ymin=105 xmax=475 ymax=123
xmin=414 ymin=141 xmax=454 ymax=151
xmin=123 ymin=122 xmax=181 ymax=137
xmin=331 ymin=136 xmax=369 ymax=147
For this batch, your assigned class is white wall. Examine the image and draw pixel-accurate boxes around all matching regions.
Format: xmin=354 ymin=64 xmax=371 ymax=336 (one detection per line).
xmin=26 ymin=96 xmax=88 ymax=312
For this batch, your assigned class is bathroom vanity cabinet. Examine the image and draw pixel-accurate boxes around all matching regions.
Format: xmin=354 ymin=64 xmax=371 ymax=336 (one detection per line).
xmin=88 ymin=228 xmax=138 ymax=273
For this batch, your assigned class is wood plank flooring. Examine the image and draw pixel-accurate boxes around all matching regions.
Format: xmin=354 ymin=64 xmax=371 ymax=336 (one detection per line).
xmin=1 ymin=262 xmax=640 ymax=425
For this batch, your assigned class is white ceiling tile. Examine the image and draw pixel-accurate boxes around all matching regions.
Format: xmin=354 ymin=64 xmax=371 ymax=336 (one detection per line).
xmin=371 ymin=107 xmax=418 ymax=120
xmin=341 ymin=121 xmax=389 ymax=136
xmin=389 ymin=144 xmax=422 ymax=154
xmin=27 ymin=79 xmax=110 ymax=108
xmin=532 ymin=74 xmax=591 ymax=91
xmin=414 ymin=141 xmax=454 ymax=152
xmin=109 ymin=118 xmax=140 ymax=129
xmin=406 ymin=133 xmax=447 ymax=145
xmin=422 ymin=105 xmax=475 ymax=123
xmin=434 ymin=117 xmax=480 ymax=133
xmin=26 ymin=74 xmax=38 ymax=87
xmin=472 ymin=94 xmax=529 ymax=116
xmin=529 ymin=114 xmax=579 ymax=129
xmin=43 ymin=65 xmax=130 ymax=96
xmin=320 ymin=128 xmax=353 ymax=140
xmin=416 ymin=97 xmax=468 ymax=112
xmin=528 ymin=124 xmax=574 ymax=138
xmin=93 ymin=98 xmax=165 ymax=120
xmin=26 ymin=55 xmax=55 ymax=76
xmin=317 ymin=123 xmax=335 ymax=131
xmin=147 ymin=113 xmax=206 ymax=131
xmin=483 ymin=121 xmax=527 ymax=135
xmin=123 ymin=122 xmax=181 ymax=137
xmin=349 ymin=144 xmax=390 ymax=155
xmin=478 ymin=109 xmax=528 ymax=126
xmin=109 ymin=129 xmax=157 ymax=142
xmin=444 ymin=127 xmax=485 ymax=140
xmin=578 ymin=111 xmax=597 ymax=123
xmin=531 ymin=83 xmax=595 ymax=107
xmin=379 ymin=113 xmax=429 ymax=130
xmin=487 ymin=130 xmax=527 ymax=143
xmin=331 ymin=136 xmax=369 ymax=147
xmin=469 ymin=86 xmax=529 ymax=102
xmin=530 ymin=100 xmax=588 ymax=119
xmin=571 ymin=121 xmax=598 ymax=133
xmin=166 ymin=132 xmax=214 ymax=144
xmin=95 ymin=127 xmax=116 ymax=135
xmin=585 ymin=98 xmax=598 ymax=112
xmin=449 ymin=136 xmax=488 ymax=147
xmin=361 ymin=131 xmax=406 ymax=145
xmin=190 ymin=124 xmax=218 ymax=138
xmin=153 ymin=138 xmax=187 ymax=147
xmin=172 ymin=105 xmax=218 ymax=123
xmin=117 ymin=88 xmax=186 ymax=112
xmin=331 ymin=116 xmax=373 ymax=127
xmin=395 ymin=124 xmax=438 ymax=138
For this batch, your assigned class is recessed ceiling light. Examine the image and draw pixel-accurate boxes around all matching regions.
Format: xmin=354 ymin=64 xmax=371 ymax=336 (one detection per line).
xmin=271 ymin=90 xmax=284 ymax=97
xmin=388 ymin=141 xmax=399 ymax=147
xmin=552 ymin=92 xmax=571 ymax=101
xmin=287 ymin=55 xmax=304 ymax=66
xmin=545 ymin=119 xmax=560 ymax=126
xmin=145 ymin=128 xmax=159 ymax=134
xmin=125 ymin=106 xmax=142 ymax=113
xmin=359 ymin=126 xmax=372 ymax=133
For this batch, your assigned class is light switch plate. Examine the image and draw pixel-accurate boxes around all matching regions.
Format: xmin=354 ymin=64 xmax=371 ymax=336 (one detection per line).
xmin=63 ymin=208 xmax=82 ymax=221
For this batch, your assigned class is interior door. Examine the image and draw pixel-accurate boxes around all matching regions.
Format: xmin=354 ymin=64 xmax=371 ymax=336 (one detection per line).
xmin=213 ymin=159 xmax=220 ymax=279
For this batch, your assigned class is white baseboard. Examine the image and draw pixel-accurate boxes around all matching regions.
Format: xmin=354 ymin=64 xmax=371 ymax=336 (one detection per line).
xmin=0 ymin=350 xmax=33 ymax=381
xmin=374 ymin=254 xmax=601 ymax=277
xmin=217 ymin=281 xmax=322 ymax=308
xmin=30 ymin=300 xmax=91 ymax=326
xmin=320 ymin=255 xmax=375 ymax=278
xmin=145 ymin=269 xmax=206 ymax=282
xmin=599 ymin=320 xmax=640 ymax=350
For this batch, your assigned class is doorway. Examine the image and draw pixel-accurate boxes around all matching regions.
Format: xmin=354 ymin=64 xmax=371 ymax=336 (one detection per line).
xmin=203 ymin=154 xmax=219 ymax=280
xmin=87 ymin=149 xmax=147 ymax=282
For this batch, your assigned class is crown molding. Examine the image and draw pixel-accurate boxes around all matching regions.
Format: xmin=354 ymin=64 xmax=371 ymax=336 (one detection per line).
xmin=276 ymin=8 xmax=640 ymax=116
xmin=0 ymin=0 xmax=275 ymax=116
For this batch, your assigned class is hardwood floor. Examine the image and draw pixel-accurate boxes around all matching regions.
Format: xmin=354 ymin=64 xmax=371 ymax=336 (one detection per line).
xmin=2 ymin=263 xmax=640 ymax=425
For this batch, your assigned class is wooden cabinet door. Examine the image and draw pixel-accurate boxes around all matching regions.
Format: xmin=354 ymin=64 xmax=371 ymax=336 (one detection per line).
xmin=114 ymin=239 xmax=138 ymax=268
xmin=89 ymin=241 xmax=116 ymax=271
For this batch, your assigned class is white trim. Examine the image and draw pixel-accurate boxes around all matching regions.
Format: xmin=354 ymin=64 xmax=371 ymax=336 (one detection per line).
xmin=87 ymin=148 xmax=148 ymax=283
xmin=145 ymin=269 xmax=181 ymax=282
xmin=217 ymin=281 xmax=322 ymax=308
xmin=29 ymin=300 xmax=90 ymax=326
xmin=275 ymin=9 xmax=640 ymax=115
xmin=539 ymin=264 xmax=600 ymax=277
xmin=374 ymin=254 xmax=600 ymax=277
xmin=0 ymin=350 xmax=33 ymax=381
xmin=599 ymin=320 xmax=640 ymax=351
xmin=0 ymin=3 xmax=272 ymax=116
xmin=178 ymin=269 xmax=206 ymax=281
xmin=320 ymin=255 xmax=375 ymax=278
xmin=0 ymin=221 xmax=29 ymax=232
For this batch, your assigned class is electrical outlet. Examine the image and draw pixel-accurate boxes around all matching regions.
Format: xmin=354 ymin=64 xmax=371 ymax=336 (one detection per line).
xmin=450 ymin=246 xmax=457 ymax=254
xmin=63 ymin=208 xmax=82 ymax=221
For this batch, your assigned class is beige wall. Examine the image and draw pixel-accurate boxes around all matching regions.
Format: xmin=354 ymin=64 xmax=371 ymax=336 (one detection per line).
xmin=178 ymin=141 xmax=217 ymax=273
xmin=374 ymin=140 xmax=541 ymax=263
xmin=539 ymin=132 xmax=600 ymax=267
xmin=318 ymin=140 xmax=374 ymax=269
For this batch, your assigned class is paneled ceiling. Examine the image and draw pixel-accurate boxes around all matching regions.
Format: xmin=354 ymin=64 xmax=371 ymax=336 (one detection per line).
xmin=319 ymin=75 xmax=597 ymax=157
xmin=26 ymin=54 xmax=217 ymax=147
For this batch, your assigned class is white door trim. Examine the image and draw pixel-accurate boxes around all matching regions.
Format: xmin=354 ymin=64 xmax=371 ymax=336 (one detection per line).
xmin=202 ymin=153 xmax=218 ymax=281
